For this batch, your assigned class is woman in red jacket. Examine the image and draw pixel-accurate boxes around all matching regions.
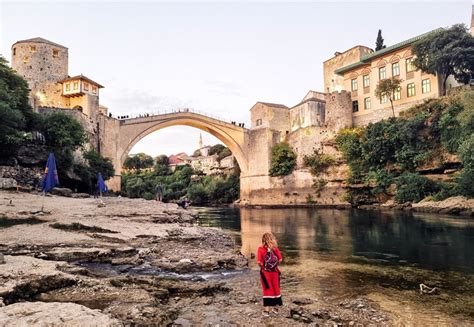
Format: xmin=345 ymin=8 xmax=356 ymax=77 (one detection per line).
xmin=257 ymin=232 xmax=283 ymax=314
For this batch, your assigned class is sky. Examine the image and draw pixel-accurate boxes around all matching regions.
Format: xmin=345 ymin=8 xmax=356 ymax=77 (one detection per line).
xmin=1 ymin=1 xmax=471 ymax=157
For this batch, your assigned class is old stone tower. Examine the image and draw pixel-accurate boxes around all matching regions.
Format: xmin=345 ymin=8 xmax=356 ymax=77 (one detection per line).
xmin=11 ymin=37 xmax=105 ymax=124
xmin=11 ymin=37 xmax=69 ymax=109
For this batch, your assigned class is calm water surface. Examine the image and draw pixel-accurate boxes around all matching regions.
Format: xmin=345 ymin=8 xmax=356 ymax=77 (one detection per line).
xmin=196 ymin=207 xmax=474 ymax=324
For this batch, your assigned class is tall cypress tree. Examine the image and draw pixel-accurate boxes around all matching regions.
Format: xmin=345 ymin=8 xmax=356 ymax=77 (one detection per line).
xmin=375 ymin=29 xmax=386 ymax=51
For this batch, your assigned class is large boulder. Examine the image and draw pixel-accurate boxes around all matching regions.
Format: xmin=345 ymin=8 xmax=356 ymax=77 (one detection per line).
xmin=0 ymin=302 xmax=122 ymax=327
xmin=52 ymin=187 xmax=73 ymax=197
xmin=15 ymin=144 xmax=48 ymax=166
xmin=0 ymin=178 xmax=17 ymax=190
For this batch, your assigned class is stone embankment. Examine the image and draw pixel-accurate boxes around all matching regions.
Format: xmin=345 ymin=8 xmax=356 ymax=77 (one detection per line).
xmin=0 ymin=191 xmax=391 ymax=325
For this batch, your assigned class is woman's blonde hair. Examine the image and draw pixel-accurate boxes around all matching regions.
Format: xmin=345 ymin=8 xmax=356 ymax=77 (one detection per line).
xmin=262 ymin=232 xmax=278 ymax=250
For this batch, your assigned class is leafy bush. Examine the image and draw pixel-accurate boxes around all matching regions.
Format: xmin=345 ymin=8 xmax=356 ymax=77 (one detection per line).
xmin=364 ymin=169 xmax=393 ymax=195
xmin=303 ymin=151 xmax=335 ymax=175
xmin=335 ymin=128 xmax=365 ymax=182
xmin=395 ymin=173 xmax=439 ymax=203
xmin=143 ymin=192 xmax=154 ymax=200
xmin=269 ymin=142 xmax=297 ymax=177
xmin=457 ymin=134 xmax=474 ymax=197
xmin=432 ymin=182 xmax=459 ymax=201
xmin=187 ymin=183 xmax=209 ymax=204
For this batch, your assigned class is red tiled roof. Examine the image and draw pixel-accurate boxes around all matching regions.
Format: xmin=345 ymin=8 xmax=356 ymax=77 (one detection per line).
xmin=169 ymin=155 xmax=184 ymax=165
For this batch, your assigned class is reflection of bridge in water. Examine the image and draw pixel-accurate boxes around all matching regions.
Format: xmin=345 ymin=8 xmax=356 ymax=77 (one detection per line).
xmin=100 ymin=110 xmax=249 ymax=191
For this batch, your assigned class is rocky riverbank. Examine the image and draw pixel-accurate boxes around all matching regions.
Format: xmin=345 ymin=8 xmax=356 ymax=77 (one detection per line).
xmin=0 ymin=191 xmax=391 ymax=325
xmin=358 ymin=196 xmax=474 ymax=217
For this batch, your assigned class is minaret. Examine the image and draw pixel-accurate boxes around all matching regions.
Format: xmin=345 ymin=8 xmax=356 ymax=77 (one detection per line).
xmin=199 ymin=133 xmax=203 ymax=149
xmin=471 ymin=5 xmax=474 ymax=36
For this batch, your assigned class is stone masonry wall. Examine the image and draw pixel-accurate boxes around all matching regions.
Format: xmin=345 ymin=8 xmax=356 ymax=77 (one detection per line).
xmin=324 ymin=91 xmax=353 ymax=132
xmin=0 ymin=166 xmax=43 ymax=188
xmin=11 ymin=40 xmax=68 ymax=109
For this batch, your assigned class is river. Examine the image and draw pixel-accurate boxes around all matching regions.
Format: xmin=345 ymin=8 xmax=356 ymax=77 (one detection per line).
xmin=196 ymin=207 xmax=474 ymax=325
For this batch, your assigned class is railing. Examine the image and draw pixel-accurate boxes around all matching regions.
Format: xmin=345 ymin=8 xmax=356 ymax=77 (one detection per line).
xmin=115 ymin=108 xmax=247 ymax=127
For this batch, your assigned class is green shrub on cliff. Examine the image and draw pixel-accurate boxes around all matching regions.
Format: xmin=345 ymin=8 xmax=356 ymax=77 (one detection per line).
xmin=303 ymin=151 xmax=335 ymax=175
xmin=269 ymin=142 xmax=297 ymax=177
xmin=336 ymin=89 xmax=474 ymax=203
xmin=457 ymin=134 xmax=474 ymax=197
xmin=395 ymin=173 xmax=439 ymax=203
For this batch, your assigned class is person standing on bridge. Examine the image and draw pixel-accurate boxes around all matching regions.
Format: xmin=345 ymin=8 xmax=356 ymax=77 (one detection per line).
xmin=155 ymin=184 xmax=163 ymax=202
xmin=257 ymin=232 xmax=283 ymax=316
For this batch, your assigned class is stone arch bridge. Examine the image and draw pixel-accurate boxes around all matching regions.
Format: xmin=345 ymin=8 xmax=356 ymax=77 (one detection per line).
xmin=99 ymin=110 xmax=249 ymax=191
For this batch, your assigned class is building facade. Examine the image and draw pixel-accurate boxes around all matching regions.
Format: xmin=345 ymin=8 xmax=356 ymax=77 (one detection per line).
xmin=326 ymin=30 xmax=442 ymax=127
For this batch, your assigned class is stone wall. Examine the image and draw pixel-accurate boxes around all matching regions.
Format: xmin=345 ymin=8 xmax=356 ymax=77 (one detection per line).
xmin=11 ymin=39 xmax=68 ymax=109
xmin=323 ymin=46 xmax=373 ymax=93
xmin=324 ymin=91 xmax=353 ymax=132
xmin=250 ymin=103 xmax=290 ymax=132
xmin=352 ymin=99 xmax=426 ymax=127
xmin=97 ymin=114 xmax=122 ymax=192
xmin=240 ymin=166 xmax=349 ymax=207
xmin=0 ymin=166 xmax=43 ymax=188
xmin=289 ymin=100 xmax=325 ymax=132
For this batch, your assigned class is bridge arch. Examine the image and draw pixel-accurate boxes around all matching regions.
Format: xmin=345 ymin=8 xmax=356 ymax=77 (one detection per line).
xmin=116 ymin=112 xmax=249 ymax=176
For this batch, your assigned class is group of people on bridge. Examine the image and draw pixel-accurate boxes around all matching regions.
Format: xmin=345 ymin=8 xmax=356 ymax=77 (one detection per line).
xmin=231 ymin=121 xmax=245 ymax=127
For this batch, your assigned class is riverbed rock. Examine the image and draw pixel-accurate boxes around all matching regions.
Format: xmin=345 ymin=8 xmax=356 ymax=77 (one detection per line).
xmin=0 ymin=302 xmax=122 ymax=326
xmin=292 ymin=296 xmax=314 ymax=305
xmin=0 ymin=255 xmax=76 ymax=305
xmin=71 ymin=193 xmax=90 ymax=198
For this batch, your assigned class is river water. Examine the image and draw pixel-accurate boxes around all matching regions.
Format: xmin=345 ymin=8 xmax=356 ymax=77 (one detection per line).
xmin=196 ymin=207 xmax=474 ymax=325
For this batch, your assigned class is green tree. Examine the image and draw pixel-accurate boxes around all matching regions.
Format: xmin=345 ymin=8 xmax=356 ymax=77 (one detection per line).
xmin=0 ymin=56 xmax=40 ymax=157
xmin=412 ymin=24 xmax=474 ymax=96
xmin=208 ymin=144 xmax=226 ymax=156
xmin=155 ymin=154 xmax=169 ymax=166
xmin=375 ymin=29 xmax=386 ymax=51
xmin=375 ymin=77 xmax=403 ymax=117
xmin=217 ymin=148 xmax=232 ymax=161
xmin=269 ymin=142 xmax=297 ymax=177
xmin=83 ymin=149 xmax=115 ymax=180
xmin=42 ymin=112 xmax=87 ymax=149
xmin=41 ymin=112 xmax=87 ymax=172
xmin=123 ymin=153 xmax=154 ymax=171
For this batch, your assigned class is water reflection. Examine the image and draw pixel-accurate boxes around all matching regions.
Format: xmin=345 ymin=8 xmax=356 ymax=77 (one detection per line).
xmin=196 ymin=207 xmax=474 ymax=273
xmin=196 ymin=207 xmax=474 ymax=322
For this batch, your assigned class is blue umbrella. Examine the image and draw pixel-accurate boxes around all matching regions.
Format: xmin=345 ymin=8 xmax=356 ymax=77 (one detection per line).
xmin=42 ymin=153 xmax=59 ymax=192
xmin=97 ymin=173 xmax=108 ymax=195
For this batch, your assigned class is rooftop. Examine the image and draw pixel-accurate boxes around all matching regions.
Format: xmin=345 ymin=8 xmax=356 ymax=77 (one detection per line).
xmin=252 ymin=102 xmax=289 ymax=110
xmin=58 ymin=74 xmax=104 ymax=88
xmin=334 ymin=28 xmax=443 ymax=75
xmin=12 ymin=37 xmax=68 ymax=49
